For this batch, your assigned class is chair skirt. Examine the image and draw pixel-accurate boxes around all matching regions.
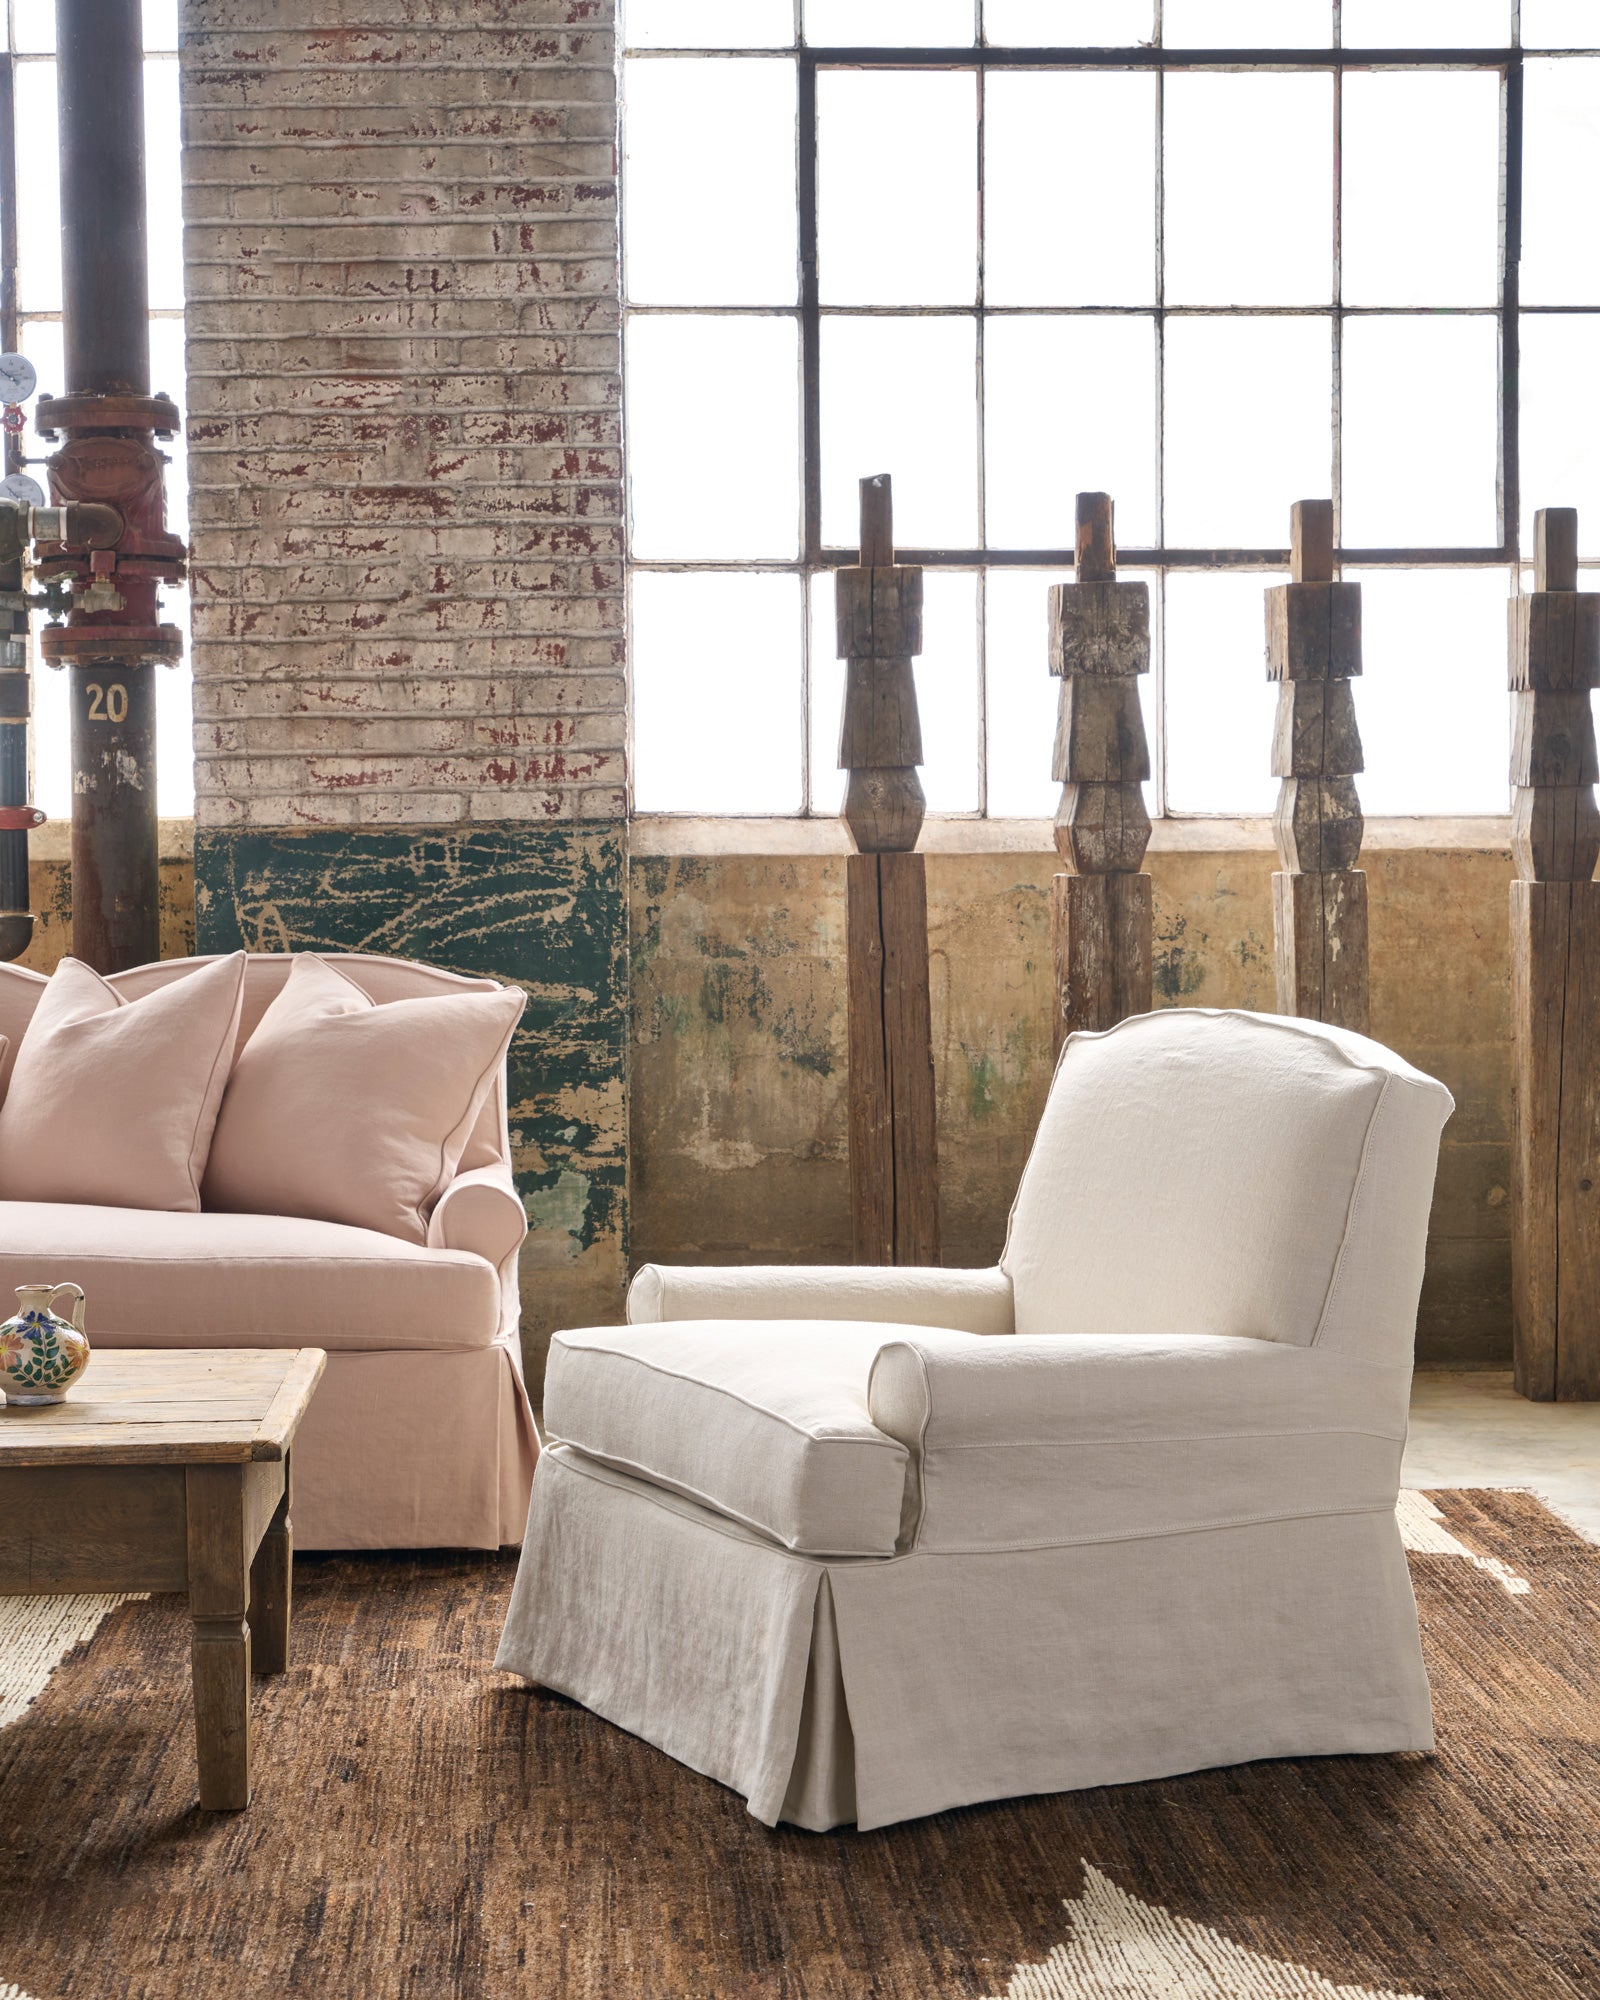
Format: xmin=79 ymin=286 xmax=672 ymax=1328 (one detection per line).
xmin=496 ymin=1444 xmax=1434 ymax=1832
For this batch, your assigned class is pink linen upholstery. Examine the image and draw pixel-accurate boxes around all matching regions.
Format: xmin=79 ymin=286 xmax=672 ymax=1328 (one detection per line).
xmin=0 ymin=953 xmax=516 ymax=1176
xmin=0 ymin=954 xmax=246 ymax=1212
xmin=203 ymin=954 xmax=525 ymax=1244
xmin=0 ymin=951 xmax=538 ymax=1551
xmin=0 ymin=1202 xmax=500 ymax=1352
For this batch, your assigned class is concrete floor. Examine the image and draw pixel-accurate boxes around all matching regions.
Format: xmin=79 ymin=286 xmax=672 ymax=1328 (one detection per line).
xmin=1405 ymin=1369 xmax=1600 ymax=1543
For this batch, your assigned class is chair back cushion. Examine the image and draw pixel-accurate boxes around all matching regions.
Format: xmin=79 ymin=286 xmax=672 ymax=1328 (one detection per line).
xmin=1001 ymin=1008 xmax=1453 ymax=1354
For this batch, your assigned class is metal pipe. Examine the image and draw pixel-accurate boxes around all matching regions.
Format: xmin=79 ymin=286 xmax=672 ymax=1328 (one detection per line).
xmin=40 ymin=0 xmax=184 ymax=973
xmin=57 ymin=0 xmax=150 ymax=399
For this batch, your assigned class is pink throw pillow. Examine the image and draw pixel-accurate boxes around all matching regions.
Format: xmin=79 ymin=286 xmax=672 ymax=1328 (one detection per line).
xmin=202 ymin=954 xmax=525 ymax=1244
xmin=0 ymin=954 xmax=247 ymax=1211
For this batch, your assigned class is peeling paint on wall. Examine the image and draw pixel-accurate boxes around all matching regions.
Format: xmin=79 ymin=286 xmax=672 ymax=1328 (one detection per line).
xmin=196 ymin=822 xmax=629 ymax=1373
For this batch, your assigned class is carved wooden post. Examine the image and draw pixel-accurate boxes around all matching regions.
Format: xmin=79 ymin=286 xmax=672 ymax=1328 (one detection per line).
xmin=1265 ymin=499 xmax=1370 ymax=1032
xmin=840 ymin=474 xmax=939 ymax=1265
xmin=1510 ymin=506 xmax=1600 ymax=1400
xmin=1048 ymin=492 xmax=1153 ymax=1053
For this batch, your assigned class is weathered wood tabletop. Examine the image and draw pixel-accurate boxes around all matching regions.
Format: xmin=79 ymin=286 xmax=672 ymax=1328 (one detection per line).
xmin=0 ymin=1346 xmax=327 ymax=1809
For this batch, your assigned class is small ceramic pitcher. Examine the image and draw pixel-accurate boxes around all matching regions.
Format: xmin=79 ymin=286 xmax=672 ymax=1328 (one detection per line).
xmin=0 ymin=1283 xmax=90 ymax=1406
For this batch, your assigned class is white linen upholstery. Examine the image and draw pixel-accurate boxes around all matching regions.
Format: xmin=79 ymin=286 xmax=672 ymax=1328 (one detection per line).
xmin=867 ymin=1330 xmax=1410 ymax=1554
xmin=627 ymin=1261 xmax=1015 ymax=1335
xmin=1003 ymin=1008 xmax=1449 ymax=1345
xmin=500 ymin=1008 xmax=1454 ymax=1828
xmin=545 ymin=1320 xmax=912 ymax=1556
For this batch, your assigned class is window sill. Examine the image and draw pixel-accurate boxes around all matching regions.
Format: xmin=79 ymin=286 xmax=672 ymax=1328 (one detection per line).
xmin=630 ymin=815 xmax=1513 ymax=858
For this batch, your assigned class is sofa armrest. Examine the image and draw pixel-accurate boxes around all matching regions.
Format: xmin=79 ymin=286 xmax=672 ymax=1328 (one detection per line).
xmin=626 ymin=1263 xmax=1015 ymax=1337
xmin=428 ymin=1162 xmax=528 ymax=1294
xmin=867 ymin=1330 xmax=1412 ymax=1555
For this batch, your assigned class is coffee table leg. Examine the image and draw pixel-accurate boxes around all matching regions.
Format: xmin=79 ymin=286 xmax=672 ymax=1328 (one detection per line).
xmin=249 ymin=1458 xmax=292 ymax=1678
xmin=186 ymin=1463 xmax=251 ymax=1811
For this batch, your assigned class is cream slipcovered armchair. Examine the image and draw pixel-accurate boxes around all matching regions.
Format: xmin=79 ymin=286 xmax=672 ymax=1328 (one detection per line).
xmin=498 ymin=1009 xmax=1454 ymax=1831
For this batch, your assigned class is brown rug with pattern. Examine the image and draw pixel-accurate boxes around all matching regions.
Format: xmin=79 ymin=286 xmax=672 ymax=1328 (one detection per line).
xmin=0 ymin=1489 xmax=1595 ymax=1999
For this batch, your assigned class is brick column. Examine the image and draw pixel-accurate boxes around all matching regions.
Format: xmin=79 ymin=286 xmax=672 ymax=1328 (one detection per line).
xmin=180 ymin=0 xmax=627 ymax=1362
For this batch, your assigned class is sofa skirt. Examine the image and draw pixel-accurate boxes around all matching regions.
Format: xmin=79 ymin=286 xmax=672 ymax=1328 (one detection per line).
xmin=496 ymin=1444 xmax=1435 ymax=1832
xmin=288 ymin=1333 xmax=538 ymax=1550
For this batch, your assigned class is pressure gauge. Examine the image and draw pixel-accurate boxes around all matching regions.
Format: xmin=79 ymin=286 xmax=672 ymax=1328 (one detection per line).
xmin=1 ymin=474 xmax=45 ymax=507
xmin=0 ymin=355 xmax=36 ymax=405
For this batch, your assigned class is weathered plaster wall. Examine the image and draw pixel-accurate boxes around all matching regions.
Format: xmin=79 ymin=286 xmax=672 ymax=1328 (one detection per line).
xmin=631 ymin=839 xmax=1514 ymax=1367
xmin=177 ymin=0 xmax=630 ymax=1365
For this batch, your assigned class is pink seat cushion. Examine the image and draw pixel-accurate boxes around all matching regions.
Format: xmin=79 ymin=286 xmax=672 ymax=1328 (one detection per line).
xmin=0 ymin=1202 xmax=501 ymax=1353
xmin=202 ymin=954 xmax=525 ymax=1245
xmin=0 ymin=955 xmax=246 ymax=1213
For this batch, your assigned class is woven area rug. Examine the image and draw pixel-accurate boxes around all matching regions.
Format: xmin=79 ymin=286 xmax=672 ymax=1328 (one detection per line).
xmin=0 ymin=1489 xmax=1595 ymax=1999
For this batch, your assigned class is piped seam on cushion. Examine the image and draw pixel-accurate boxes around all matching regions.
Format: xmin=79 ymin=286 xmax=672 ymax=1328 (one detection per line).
xmin=551 ymin=1338 xmax=908 ymax=1448
xmin=416 ymin=989 xmax=524 ymax=1237
xmin=182 ymin=953 xmax=248 ymax=1200
xmin=908 ymin=1498 xmax=1402 ymax=1558
xmin=1311 ymin=1069 xmax=1392 ymax=1349
xmin=921 ymin=1424 xmax=1408 ymax=1450
xmin=542 ymin=1435 xmax=904 ymax=1558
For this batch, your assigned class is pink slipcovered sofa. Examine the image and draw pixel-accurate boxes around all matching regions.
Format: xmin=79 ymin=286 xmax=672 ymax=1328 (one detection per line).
xmin=0 ymin=952 xmax=540 ymax=1550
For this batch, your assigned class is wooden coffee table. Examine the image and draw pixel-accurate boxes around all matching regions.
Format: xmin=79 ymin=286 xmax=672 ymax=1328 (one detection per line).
xmin=0 ymin=1347 xmax=325 ymax=1810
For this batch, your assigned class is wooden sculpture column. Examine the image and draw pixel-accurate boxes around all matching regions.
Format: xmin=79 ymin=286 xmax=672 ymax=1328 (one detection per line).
xmin=1048 ymin=492 xmax=1153 ymax=1053
xmin=1510 ymin=507 xmax=1600 ymax=1400
xmin=840 ymin=475 xmax=939 ymax=1265
xmin=1264 ymin=500 xmax=1369 ymax=1031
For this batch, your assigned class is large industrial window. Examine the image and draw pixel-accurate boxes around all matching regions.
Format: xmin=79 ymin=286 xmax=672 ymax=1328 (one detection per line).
xmin=623 ymin=2 xmax=1600 ymax=822
xmin=0 ymin=0 xmax=190 ymax=818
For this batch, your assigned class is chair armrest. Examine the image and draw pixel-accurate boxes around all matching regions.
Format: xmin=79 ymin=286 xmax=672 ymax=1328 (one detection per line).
xmin=626 ymin=1263 xmax=1015 ymax=1337
xmin=867 ymin=1330 xmax=1412 ymax=1555
xmin=428 ymin=1162 xmax=528 ymax=1285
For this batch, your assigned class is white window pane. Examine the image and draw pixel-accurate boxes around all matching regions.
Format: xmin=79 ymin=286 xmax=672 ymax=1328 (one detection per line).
xmin=985 ymin=568 xmax=1157 ymax=819
xmin=632 ymin=573 xmax=803 ymax=812
xmin=1349 ymin=569 xmax=1510 ymax=815
xmin=31 ymin=642 xmax=69 ymax=819
xmin=626 ymin=316 xmax=800 ymax=559
xmin=1521 ymin=315 xmax=1600 ymax=548
xmin=1342 ymin=0 xmax=1508 ymax=43
xmin=1342 ymin=74 xmax=1499 ymax=308
xmin=985 ymin=317 xmax=1156 ymax=549
xmin=148 ymin=317 xmax=188 ymax=541
xmin=1163 ymin=0 xmax=1329 ymax=46
xmin=13 ymin=2 xmax=53 ymax=52
xmin=1164 ymin=317 xmax=1331 ymax=548
xmin=1524 ymin=2 xmax=1600 ymax=46
xmin=818 ymin=72 xmax=976 ymax=306
xmin=17 ymin=319 xmax=63 ymax=467
xmin=1341 ymin=317 xmax=1498 ymax=547
xmin=984 ymin=74 xmax=1155 ymax=307
xmin=624 ymin=0 xmax=794 ymax=47
xmin=807 ymin=0 xmax=974 ymax=44
xmin=145 ymin=60 xmax=184 ymax=312
xmin=155 ymin=626 xmax=195 ymax=817
xmin=1163 ymin=573 xmax=1278 ymax=815
xmin=16 ymin=63 xmax=61 ymax=314
xmin=143 ymin=0 xmax=179 ymax=50
xmin=624 ymin=59 xmax=796 ymax=306
xmin=1523 ymin=60 xmax=1600 ymax=306
xmin=1163 ymin=75 xmax=1332 ymax=306
xmin=820 ymin=317 xmax=977 ymax=547
xmin=809 ymin=572 xmax=979 ymax=815
xmin=984 ymin=0 xmax=1152 ymax=41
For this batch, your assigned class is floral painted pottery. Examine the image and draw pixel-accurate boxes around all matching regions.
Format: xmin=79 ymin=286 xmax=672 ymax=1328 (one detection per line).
xmin=0 ymin=1283 xmax=90 ymax=1406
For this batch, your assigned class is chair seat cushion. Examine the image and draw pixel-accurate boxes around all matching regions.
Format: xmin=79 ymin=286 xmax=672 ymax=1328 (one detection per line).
xmin=544 ymin=1320 xmax=912 ymax=1557
xmin=0 ymin=1202 xmax=500 ymax=1353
